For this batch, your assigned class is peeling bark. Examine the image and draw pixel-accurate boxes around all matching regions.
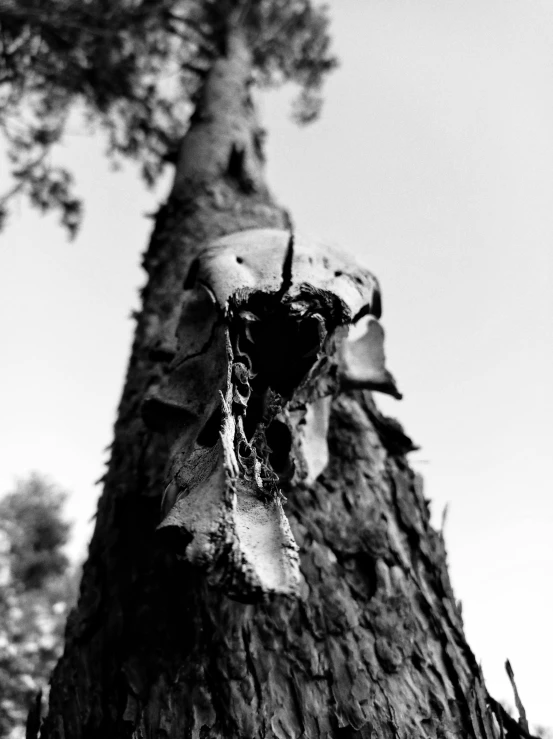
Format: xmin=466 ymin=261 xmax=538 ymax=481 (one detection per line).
xmin=143 ymin=227 xmax=393 ymax=601
xmin=41 ymin=24 xmax=527 ymax=739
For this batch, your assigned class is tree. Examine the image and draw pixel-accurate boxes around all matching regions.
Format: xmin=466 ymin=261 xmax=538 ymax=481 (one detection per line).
xmin=0 ymin=2 xmax=535 ymax=738
xmin=0 ymin=475 xmax=77 ymax=739
xmin=0 ymin=0 xmax=332 ymax=234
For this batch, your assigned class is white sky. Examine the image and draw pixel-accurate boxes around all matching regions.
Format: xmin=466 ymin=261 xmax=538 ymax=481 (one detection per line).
xmin=0 ymin=0 xmax=552 ymax=728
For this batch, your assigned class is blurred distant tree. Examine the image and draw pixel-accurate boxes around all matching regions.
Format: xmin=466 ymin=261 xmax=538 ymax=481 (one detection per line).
xmin=0 ymin=474 xmax=70 ymax=590
xmin=0 ymin=475 xmax=77 ymax=739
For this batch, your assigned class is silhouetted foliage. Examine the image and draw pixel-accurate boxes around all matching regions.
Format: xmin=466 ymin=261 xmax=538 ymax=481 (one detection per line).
xmin=0 ymin=0 xmax=336 ymax=236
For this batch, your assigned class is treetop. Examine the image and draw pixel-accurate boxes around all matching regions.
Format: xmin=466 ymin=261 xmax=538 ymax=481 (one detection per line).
xmin=0 ymin=0 xmax=336 ymax=236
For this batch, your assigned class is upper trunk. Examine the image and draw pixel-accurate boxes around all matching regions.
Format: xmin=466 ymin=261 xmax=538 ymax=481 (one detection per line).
xmin=41 ymin=24 xmax=518 ymax=739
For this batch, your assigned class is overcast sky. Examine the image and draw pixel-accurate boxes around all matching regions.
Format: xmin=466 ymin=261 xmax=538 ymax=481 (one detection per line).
xmin=1 ymin=0 xmax=552 ymax=728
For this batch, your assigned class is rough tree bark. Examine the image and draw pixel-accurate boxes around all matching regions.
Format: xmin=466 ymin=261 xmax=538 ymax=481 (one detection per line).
xmin=41 ymin=24 xmax=525 ymax=739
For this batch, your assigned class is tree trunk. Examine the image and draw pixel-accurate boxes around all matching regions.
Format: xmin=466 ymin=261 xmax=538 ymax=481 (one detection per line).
xmin=41 ymin=26 xmax=518 ymax=739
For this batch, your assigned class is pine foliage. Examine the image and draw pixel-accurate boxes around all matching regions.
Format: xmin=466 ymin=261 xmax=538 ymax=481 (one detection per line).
xmin=0 ymin=0 xmax=336 ymax=236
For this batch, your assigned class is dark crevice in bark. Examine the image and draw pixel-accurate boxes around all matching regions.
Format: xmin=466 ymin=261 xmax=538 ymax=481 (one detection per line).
xmin=183 ymin=258 xmax=201 ymax=289
xmin=278 ymin=232 xmax=295 ymax=298
xmin=196 ymin=405 xmax=224 ymax=448
xmin=226 ymin=143 xmax=255 ymax=193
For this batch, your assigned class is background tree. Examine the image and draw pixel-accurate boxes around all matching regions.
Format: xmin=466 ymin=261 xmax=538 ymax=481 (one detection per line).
xmin=0 ymin=475 xmax=77 ymax=739
xmin=0 ymin=1 xmax=541 ymax=738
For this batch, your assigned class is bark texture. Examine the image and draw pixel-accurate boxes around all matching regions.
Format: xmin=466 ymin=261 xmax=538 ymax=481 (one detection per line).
xmin=41 ymin=27 xmax=517 ymax=739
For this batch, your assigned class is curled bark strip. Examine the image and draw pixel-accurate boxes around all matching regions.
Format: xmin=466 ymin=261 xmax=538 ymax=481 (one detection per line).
xmin=339 ymin=316 xmax=402 ymax=398
xmin=506 ymin=660 xmax=530 ymax=735
xmin=143 ymin=228 xmax=402 ymax=600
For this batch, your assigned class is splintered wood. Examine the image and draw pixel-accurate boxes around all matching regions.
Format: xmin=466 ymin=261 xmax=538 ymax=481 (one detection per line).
xmin=143 ymin=228 xmax=401 ymax=600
